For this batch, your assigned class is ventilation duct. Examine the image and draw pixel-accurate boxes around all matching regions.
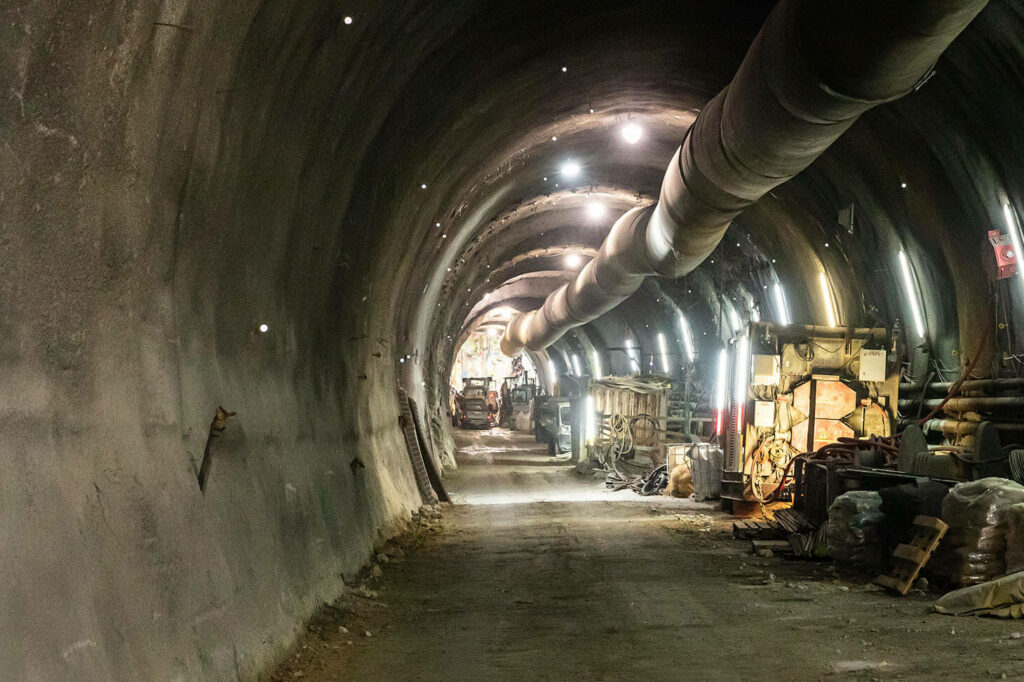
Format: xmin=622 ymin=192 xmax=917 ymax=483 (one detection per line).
xmin=501 ymin=0 xmax=988 ymax=356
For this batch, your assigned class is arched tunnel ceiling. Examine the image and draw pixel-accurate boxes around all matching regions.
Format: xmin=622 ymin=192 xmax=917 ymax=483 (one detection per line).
xmin=3 ymin=1 xmax=1024 ymax=677
xmin=385 ymin=0 xmax=1024 ymax=395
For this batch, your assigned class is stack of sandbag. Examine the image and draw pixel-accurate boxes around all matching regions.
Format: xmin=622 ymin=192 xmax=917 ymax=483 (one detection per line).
xmin=826 ymin=491 xmax=888 ymax=572
xmin=1005 ymin=503 xmax=1024 ymax=575
xmin=932 ymin=477 xmax=1024 ymax=587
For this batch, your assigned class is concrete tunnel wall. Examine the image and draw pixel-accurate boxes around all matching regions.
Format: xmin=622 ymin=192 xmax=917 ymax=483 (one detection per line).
xmin=1 ymin=0 xmax=1024 ymax=679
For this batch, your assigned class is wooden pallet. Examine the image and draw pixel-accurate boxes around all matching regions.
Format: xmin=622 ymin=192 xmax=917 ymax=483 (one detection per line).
xmin=874 ymin=515 xmax=948 ymax=595
xmin=732 ymin=519 xmax=787 ymax=540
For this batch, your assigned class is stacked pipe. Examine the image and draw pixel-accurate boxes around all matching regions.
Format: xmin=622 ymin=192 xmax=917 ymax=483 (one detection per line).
xmin=502 ymin=0 xmax=989 ymax=356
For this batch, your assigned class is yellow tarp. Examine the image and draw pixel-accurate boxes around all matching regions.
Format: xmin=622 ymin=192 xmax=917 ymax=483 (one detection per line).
xmin=933 ymin=570 xmax=1024 ymax=618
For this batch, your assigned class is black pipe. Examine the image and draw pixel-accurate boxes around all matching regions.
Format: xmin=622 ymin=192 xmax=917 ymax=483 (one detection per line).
xmin=899 ymin=378 xmax=1024 ymax=394
xmin=899 ymin=396 xmax=1024 ymax=411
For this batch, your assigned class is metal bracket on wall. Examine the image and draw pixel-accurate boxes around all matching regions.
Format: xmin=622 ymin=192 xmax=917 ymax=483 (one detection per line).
xmin=196 ymin=406 xmax=236 ymax=492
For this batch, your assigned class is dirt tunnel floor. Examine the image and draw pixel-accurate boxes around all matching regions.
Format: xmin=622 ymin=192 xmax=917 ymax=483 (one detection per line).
xmin=272 ymin=430 xmax=1023 ymax=681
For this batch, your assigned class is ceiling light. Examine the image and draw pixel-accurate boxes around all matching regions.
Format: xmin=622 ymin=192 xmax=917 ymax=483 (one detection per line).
xmin=586 ymin=201 xmax=605 ymax=220
xmin=561 ymin=66 xmax=568 ymax=73
xmin=624 ymin=338 xmax=639 ymax=374
xmin=547 ymin=359 xmax=557 ymax=387
xmin=585 ymin=395 xmax=596 ymax=442
xmin=728 ymin=307 xmax=741 ymax=335
xmin=343 ymin=16 xmax=353 ymax=24
xmin=565 ymin=253 xmax=582 ymax=268
xmin=898 ymin=250 xmax=926 ymax=339
xmin=622 ymin=122 xmax=643 ymax=144
xmin=773 ymin=282 xmax=790 ymax=325
xmin=714 ymin=348 xmax=728 ymax=434
xmin=420 ymin=183 xmax=427 ymax=189
xmin=561 ymin=161 xmax=581 ymax=179
xmin=258 ymin=323 xmax=269 ymax=333
xmin=678 ymin=315 xmax=696 ymax=362
xmin=819 ymin=272 xmax=839 ymax=327
xmin=591 ymin=350 xmax=602 ymax=380
xmin=572 ymin=354 xmax=582 ymax=376
xmin=551 ymin=136 xmax=557 ymax=142
xmin=657 ymin=332 xmax=670 ymax=374
xmin=733 ymin=336 xmax=751 ymax=427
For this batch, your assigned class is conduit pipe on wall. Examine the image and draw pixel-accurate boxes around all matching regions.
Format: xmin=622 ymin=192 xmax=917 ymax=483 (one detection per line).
xmin=502 ymin=0 xmax=988 ymax=356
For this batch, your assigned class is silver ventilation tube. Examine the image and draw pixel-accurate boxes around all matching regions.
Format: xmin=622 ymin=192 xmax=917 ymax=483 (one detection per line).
xmin=501 ymin=0 xmax=988 ymax=356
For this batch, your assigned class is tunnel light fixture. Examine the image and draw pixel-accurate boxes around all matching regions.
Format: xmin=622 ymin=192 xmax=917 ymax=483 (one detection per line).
xmin=561 ymin=66 xmax=568 ymax=73
xmin=420 ymin=183 xmax=427 ymax=189
xmin=343 ymin=16 xmax=353 ymax=24
xmin=733 ymin=335 xmax=751 ymax=432
xmin=547 ymin=359 xmax=557 ymax=388
xmin=586 ymin=201 xmax=606 ymax=220
xmin=585 ymin=395 xmax=597 ymax=443
xmin=1004 ymin=203 xmax=1024 ymax=289
xmin=678 ymin=314 xmax=696 ymax=363
xmin=591 ymin=350 xmax=602 ymax=380
xmin=572 ymin=354 xmax=582 ymax=377
xmin=773 ymin=282 xmax=790 ymax=325
xmin=622 ymin=122 xmax=643 ymax=145
xmin=624 ymin=339 xmax=640 ymax=374
xmin=728 ymin=307 xmax=741 ymax=336
xmin=258 ymin=323 xmax=269 ymax=333
xmin=561 ymin=161 xmax=581 ymax=179
xmin=819 ymin=272 xmax=839 ymax=327
xmin=898 ymin=250 xmax=927 ymax=339
xmin=714 ymin=348 xmax=728 ymax=434
xmin=657 ymin=332 xmax=670 ymax=373
xmin=565 ymin=253 xmax=582 ymax=268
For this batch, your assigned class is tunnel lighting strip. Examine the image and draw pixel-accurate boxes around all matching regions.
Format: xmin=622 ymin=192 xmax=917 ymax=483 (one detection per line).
xmin=585 ymin=395 xmax=596 ymax=443
xmin=733 ymin=335 xmax=751 ymax=432
xmin=624 ymin=339 xmax=640 ymax=374
xmin=714 ymin=348 xmax=729 ymax=435
xmin=678 ymin=314 xmax=696 ymax=363
xmin=819 ymin=272 xmax=839 ymax=327
xmin=728 ymin=306 xmax=742 ymax=336
xmin=572 ymin=354 xmax=582 ymax=377
xmin=657 ymin=332 xmax=670 ymax=373
xmin=591 ymin=350 xmax=602 ymax=380
xmin=773 ymin=282 xmax=790 ymax=325
xmin=547 ymin=359 xmax=557 ymax=388
xmin=898 ymin=250 xmax=927 ymax=339
xmin=1004 ymin=203 xmax=1024 ymax=289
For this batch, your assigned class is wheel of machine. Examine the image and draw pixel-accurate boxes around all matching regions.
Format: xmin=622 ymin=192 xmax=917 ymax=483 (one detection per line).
xmin=898 ymin=424 xmax=928 ymax=472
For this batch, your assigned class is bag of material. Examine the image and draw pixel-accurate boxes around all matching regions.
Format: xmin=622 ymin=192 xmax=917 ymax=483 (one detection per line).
xmin=932 ymin=478 xmax=1024 ymax=587
xmin=1005 ymin=503 xmax=1024 ymax=575
xmin=826 ymin=491 xmax=887 ymax=572
xmin=933 ymin=570 xmax=1024 ymax=618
